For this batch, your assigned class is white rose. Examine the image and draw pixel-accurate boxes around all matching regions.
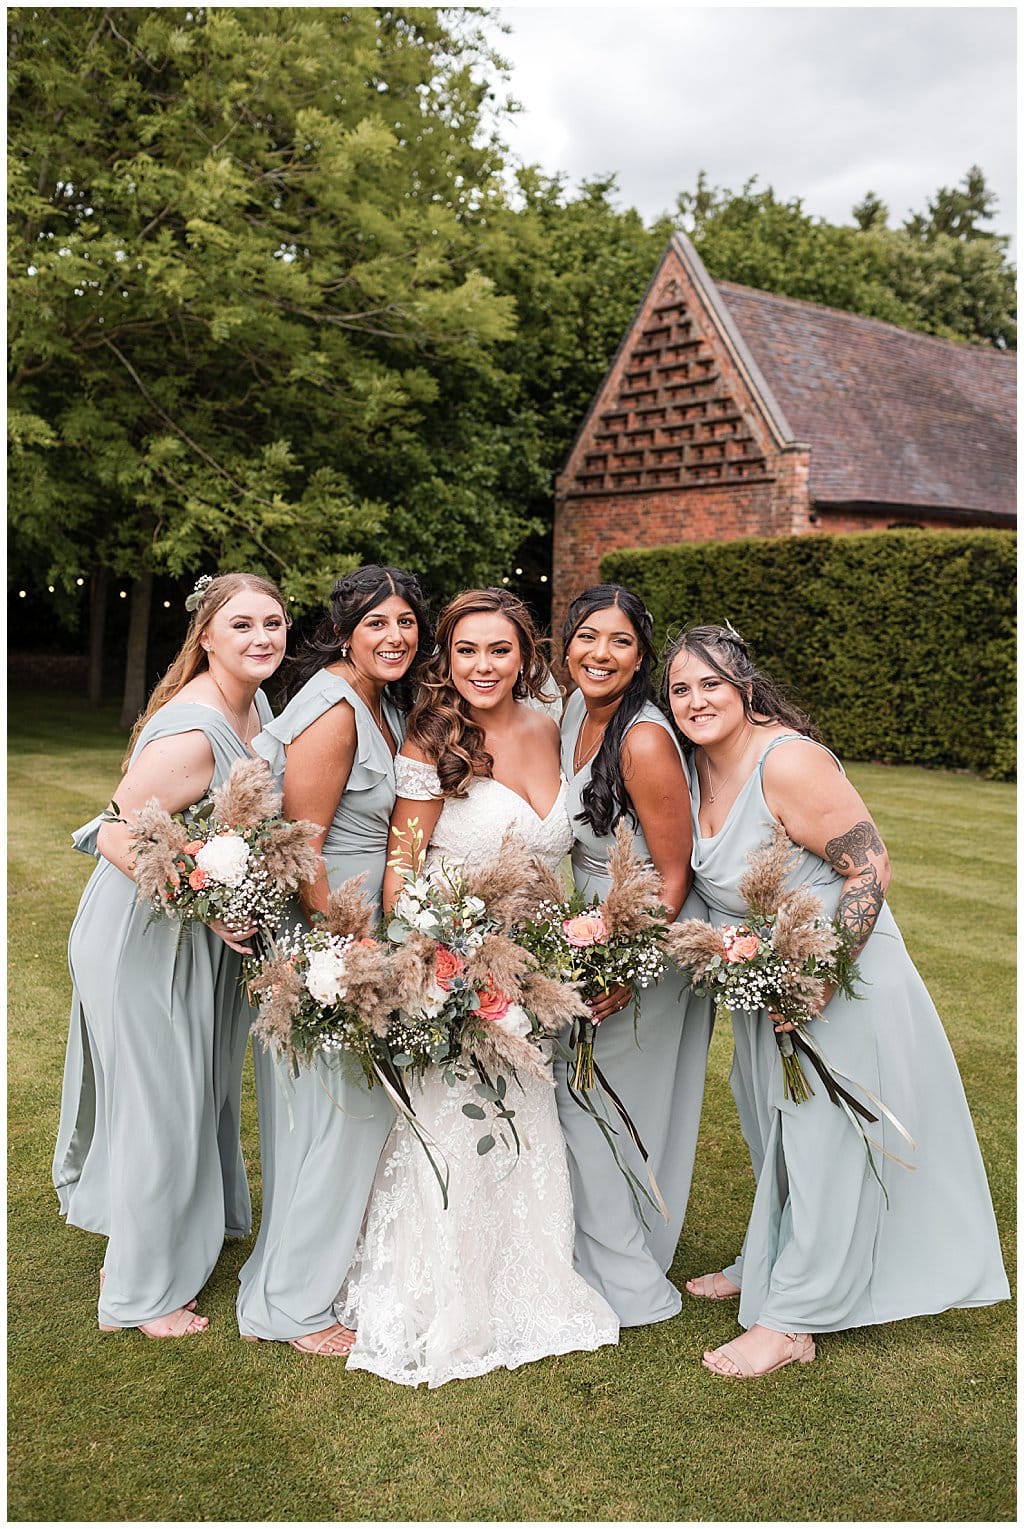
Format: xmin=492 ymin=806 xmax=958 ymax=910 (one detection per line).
xmin=414 ymin=982 xmax=447 ymax=1021
xmin=304 ymin=945 xmax=349 ymax=1006
xmin=195 ymin=832 xmax=251 ymax=888
xmin=493 ymin=1002 xmax=532 ymax=1040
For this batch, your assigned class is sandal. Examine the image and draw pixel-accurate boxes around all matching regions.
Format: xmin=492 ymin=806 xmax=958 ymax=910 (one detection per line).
xmin=686 ymin=1271 xmax=741 ymax=1301
xmin=99 ymin=1305 xmax=208 ymax=1338
xmin=287 ymin=1323 xmax=355 ymax=1357
xmin=702 ymin=1332 xmax=815 ymax=1378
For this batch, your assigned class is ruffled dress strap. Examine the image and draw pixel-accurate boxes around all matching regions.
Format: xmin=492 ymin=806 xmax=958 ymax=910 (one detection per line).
xmin=394 ymin=754 xmax=443 ymax=801
xmin=71 ymin=698 xmax=267 ymax=859
xmin=253 ymin=671 xmax=401 ymax=790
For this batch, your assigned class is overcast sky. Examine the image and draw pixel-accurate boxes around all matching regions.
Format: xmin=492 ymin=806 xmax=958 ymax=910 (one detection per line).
xmin=487 ymin=4 xmax=1016 ymax=246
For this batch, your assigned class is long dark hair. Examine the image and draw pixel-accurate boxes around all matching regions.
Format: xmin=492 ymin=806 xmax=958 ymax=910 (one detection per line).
xmin=658 ymin=624 xmax=819 ymax=745
xmin=408 ymin=588 xmax=556 ymax=798
xmin=562 ymin=584 xmax=657 ymax=836
xmin=282 ymin=565 xmax=432 ymax=710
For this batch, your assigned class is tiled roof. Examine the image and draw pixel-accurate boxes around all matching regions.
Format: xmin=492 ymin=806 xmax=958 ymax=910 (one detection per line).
xmin=717 ymin=282 xmax=1016 ymax=517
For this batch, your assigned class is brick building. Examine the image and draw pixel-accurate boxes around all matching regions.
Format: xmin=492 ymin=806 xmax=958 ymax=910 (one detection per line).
xmin=552 ymin=232 xmax=1016 ymax=634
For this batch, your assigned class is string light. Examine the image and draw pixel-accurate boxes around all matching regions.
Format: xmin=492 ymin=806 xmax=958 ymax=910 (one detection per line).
xmin=540 ymin=575 xmax=548 ymax=584
xmin=501 ymin=576 xmax=509 ymax=585
xmin=119 ymin=590 xmax=127 ymax=599
xmin=76 ymin=577 xmax=84 ymax=586
xmin=18 ymin=590 xmax=26 ymax=598
xmin=48 ymin=585 xmax=55 ymax=592
xmin=514 ymin=567 xmax=523 ymax=575
xmin=163 ymin=600 xmax=171 ymax=608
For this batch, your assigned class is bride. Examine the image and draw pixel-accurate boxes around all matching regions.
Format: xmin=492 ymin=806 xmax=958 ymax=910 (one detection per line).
xmin=336 ymin=588 xmax=619 ymax=1386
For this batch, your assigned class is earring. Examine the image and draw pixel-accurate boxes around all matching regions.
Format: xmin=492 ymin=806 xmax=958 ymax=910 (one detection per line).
xmin=339 ymin=644 xmax=349 ymax=659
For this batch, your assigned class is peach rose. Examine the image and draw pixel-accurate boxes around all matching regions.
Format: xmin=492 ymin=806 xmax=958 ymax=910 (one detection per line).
xmin=188 ymin=867 xmax=209 ymax=891
xmin=184 ymin=840 xmax=205 ymax=857
xmin=724 ymin=933 xmax=760 ymax=963
xmin=357 ymin=936 xmax=379 ymax=949
xmin=434 ymin=947 xmax=465 ymax=990
xmin=475 ymin=987 xmax=511 ymax=1022
xmin=562 ymin=912 xmax=608 ymax=948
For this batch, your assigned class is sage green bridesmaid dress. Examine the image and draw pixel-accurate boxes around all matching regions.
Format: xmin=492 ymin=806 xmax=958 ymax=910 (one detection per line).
xmin=692 ymin=734 xmax=1009 ymax=1334
xmin=236 ymin=671 xmax=402 ymax=1341
xmin=556 ymin=689 xmax=714 ymax=1326
xmin=53 ymin=696 xmax=272 ymax=1328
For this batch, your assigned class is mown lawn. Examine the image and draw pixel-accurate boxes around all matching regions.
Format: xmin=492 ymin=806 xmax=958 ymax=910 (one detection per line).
xmin=7 ymin=692 xmax=1015 ymax=1522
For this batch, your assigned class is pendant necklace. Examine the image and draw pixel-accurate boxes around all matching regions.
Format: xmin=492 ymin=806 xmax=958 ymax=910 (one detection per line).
xmin=211 ymin=673 xmax=255 ymax=746
xmin=574 ymin=714 xmax=607 ymax=773
xmin=702 ymin=726 xmax=753 ymax=804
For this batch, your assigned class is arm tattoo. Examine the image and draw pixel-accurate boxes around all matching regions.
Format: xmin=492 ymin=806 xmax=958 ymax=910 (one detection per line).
xmin=825 ymin=820 xmax=885 ymax=874
xmin=835 ymin=867 xmax=885 ymax=951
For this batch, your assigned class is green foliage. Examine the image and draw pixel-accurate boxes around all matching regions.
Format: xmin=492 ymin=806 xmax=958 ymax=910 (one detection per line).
xmin=7 ymin=6 xmax=535 ymax=603
xmin=602 ymin=531 xmax=1016 ymax=779
xmin=8 ymin=695 xmax=1014 ymax=1521
xmin=675 ymin=170 xmax=1016 ymax=349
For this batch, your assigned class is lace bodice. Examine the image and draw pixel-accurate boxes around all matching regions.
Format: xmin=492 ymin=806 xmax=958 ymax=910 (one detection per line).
xmin=395 ymin=755 xmax=572 ymax=874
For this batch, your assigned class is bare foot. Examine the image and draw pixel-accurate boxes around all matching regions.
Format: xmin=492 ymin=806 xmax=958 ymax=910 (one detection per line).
xmin=138 ymin=1306 xmax=210 ymax=1338
xmin=288 ymin=1322 xmax=355 ymax=1357
xmin=702 ymin=1324 xmax=815 ymax=1378
xmin=685 ymin=1271 xmax=741 ymax=1301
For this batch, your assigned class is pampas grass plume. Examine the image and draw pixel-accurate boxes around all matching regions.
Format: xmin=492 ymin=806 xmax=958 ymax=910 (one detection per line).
xmin=665 ymin=919 xmax=728 ymax=976
xmin=462 ymin=831 xmax=554 ymax=926
xmin=130 ymin=800 xmax=191 ymax=902
xmin=601 ymin=821 xmax=664 ymax=935
xmin=738 ymin=824 xmax=797 ymax=919
xmin=260 ymin=818 xmax=322 ymax=893
xmin=521 ymin=970 xmax=589 ymax=1034
xmin=211 ymin=757 xmax=281 ymax=831
xmin=323 ymin=876 xmax=376 ymax=939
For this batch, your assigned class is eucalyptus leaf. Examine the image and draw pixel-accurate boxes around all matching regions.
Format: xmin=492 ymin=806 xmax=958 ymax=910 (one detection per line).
xmin=476 ymin=1135 xmax=495 ymax=1155
xmin=462 ymin=1103 xmax=486 ymax=1120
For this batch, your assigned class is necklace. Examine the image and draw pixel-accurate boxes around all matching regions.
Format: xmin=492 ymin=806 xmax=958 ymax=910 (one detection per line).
xmin=701 ymin=726 xmax=753 ymax=804
xmin=573 ymin=714 xmax=607 ymax=773
xmin=211 ymin=673 xmax=255 ymax=746
xmin=347 ymin=671 xmax=392 ymax=748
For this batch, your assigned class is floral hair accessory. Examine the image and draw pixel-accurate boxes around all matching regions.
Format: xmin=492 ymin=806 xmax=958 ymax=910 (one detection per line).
xmin=185 ymin=574 xmax=214 ymax=613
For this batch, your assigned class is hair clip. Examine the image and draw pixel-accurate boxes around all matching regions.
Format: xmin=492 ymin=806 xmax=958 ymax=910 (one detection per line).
xmin=185 ymin=574 xmax=214 ymax=613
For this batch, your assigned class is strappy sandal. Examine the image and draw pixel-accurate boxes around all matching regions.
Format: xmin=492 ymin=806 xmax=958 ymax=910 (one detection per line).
xmin=287 ymin=1323 xmax=355 ymax=1357
xmin=702 ymin=1332 xmax=816 ymax=1378
xmin=686 ymin=1271 xmax=741 ymax=1301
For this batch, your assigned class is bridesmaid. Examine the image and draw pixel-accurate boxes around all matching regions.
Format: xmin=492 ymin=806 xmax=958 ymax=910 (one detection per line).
xmin=236 ymin=565 xmax=432 ymax=1354
xmin=557 ymin=585 xmax=714 ymax=1326
xmin=53 ymin=572 xmax=288 ymax=1336
xmin=662 ymin=624 xmax=1010 ymax=1376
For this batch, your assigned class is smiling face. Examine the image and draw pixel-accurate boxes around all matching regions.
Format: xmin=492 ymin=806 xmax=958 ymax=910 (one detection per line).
xmin=201 ymin=590 xmax=288 ymax=682
xmin=666 ymin=647 xmax=748 ymax=749
xmin=449 ymin=612 xmax=521 ymax=711
xmin=565 ymin=603 xmax=641 ymax=705
xmin=345 ymin=594 xmax=419 ymax=686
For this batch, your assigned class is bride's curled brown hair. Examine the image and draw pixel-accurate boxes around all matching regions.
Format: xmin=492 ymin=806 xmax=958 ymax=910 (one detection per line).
xmin=408 ymin=588 xmax=557 ymax=798
xmin=659 ymin=624 xmax=820 ymax=742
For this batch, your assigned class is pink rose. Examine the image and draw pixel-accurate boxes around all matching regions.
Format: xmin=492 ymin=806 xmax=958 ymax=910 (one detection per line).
xmin=724 ymin=933 xmax=760 ymax=963
xmin=188 ymin=867 xmax=209 ymax=891
xmin=434 ymin=947 xmax=465 ymax=991
xmin=475 ymin=987 xmax=511 ymax=1022
xmin=357 ymin=936 xmax=379 ymax=950
xmin=184 ymin=840 xmax=205 ymax=857
xmin=562 ymin=913 xmax=608 ymax=948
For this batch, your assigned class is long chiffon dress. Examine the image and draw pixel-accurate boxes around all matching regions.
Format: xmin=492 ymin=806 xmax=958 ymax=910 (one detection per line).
xmin=53 ymin=697 xmax=272 ymax=1329
xmin=692 ymin=733 xmax=1010 ymax=1334
xmin=336 ymin=751 xmax=620 ymax=1387
xmin=236 ymin=671 xmax=402 ymax=1341
xmin=556 ymin=689 xmax=715 ymax=1327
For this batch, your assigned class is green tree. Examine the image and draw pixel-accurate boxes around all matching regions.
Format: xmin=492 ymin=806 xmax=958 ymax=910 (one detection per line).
xmin=674 ymin=169 xmax=1015 ymax=350
xmin=8 ymin=6 xmax=533 ymax=718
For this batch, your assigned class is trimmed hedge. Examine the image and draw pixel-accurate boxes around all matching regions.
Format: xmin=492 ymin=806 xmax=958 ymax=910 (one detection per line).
xmin=601 ymin=530 xmax=1016 ymax=779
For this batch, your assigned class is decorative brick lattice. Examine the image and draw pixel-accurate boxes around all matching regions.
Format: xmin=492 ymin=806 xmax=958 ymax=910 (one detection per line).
xmin=570 ymin=280 xmax=768 ymax=496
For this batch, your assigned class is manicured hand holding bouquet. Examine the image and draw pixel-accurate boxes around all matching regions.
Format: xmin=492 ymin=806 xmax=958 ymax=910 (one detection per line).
xmin=124 ymin=756 xmax=320 ymax=957
xmin=667 ymin=824 xmax=914 ymax=1193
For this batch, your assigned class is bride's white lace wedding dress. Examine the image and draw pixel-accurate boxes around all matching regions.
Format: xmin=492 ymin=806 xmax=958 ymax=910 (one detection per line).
xmin=336 ymin=755 xmax=620 ymax=1387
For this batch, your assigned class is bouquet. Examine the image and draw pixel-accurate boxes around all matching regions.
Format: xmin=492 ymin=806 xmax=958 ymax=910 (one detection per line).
xmin=124 ymin=756 xmax=320 ymax=957
xmin=667 ymin=824 xmax=914 ymax=1194
xmin=248 ymin=823 xmax=588 ymax=1206
xmin=520 ymin=821 xmax=668 ymax=1091
xmin=519 ymin=821 xmax=670 ymax=1220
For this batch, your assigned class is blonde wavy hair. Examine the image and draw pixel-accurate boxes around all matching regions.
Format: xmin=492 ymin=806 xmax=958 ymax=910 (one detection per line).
xmin=122 ymin=572 xmax=288 ymax=770
xmin=407 ymin=588 xmax=557 ymax=798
